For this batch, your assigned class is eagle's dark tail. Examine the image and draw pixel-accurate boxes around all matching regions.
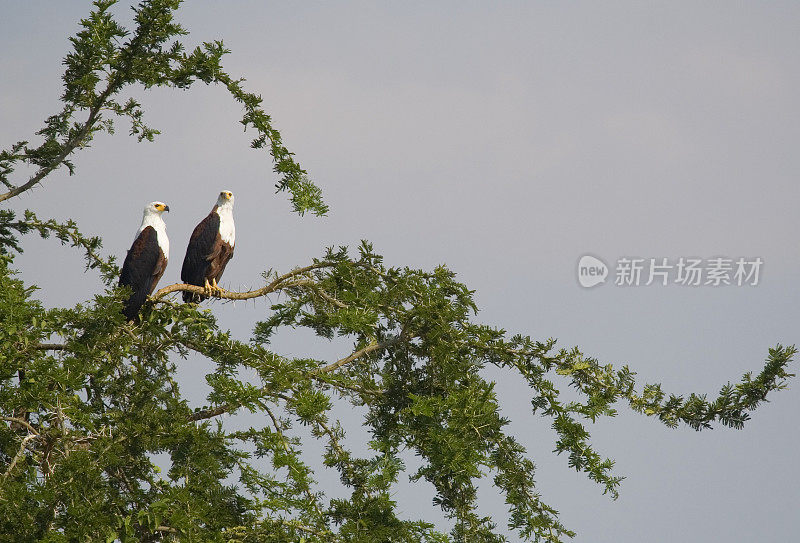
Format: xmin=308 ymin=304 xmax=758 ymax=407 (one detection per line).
xmin=122 ymin=289 xmax=149 ymax=322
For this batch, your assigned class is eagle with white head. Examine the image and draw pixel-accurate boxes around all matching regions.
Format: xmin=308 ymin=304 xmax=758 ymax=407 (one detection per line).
xmin=119 ymin=201 xmax=170 ymax=321
xmin=181 ymin=190 xmax=235 ymax=302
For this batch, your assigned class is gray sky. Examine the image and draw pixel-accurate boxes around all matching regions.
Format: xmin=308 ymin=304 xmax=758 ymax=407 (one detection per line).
xmin=2 ymin=2 xmax=799 ymax=541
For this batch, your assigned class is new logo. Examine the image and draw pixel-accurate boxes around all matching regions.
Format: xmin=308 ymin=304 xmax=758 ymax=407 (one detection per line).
xmin=577 ymin=255 xmax=608 ymax=288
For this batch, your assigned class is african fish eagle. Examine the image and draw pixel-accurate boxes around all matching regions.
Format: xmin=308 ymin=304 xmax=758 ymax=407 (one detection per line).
xmin=181 ymin=190 xmax=235 ymax=302
xmin=119 ymin=201 xmax=170 ymax=320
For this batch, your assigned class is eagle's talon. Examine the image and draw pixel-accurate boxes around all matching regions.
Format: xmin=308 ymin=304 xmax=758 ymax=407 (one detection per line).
xmin=210 ymin=278 xmax=222 ymax=297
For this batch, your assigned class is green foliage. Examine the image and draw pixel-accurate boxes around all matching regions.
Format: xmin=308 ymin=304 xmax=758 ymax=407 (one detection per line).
xmin=0 ymin=2 xmax=795 ymax=542
xmin=0 ymin=210 xmax=118 ymax=281
xmin=0 ymin=0 xmax=325 ymax=215
xmin=1 ymin=236 xmax=794 ymax=542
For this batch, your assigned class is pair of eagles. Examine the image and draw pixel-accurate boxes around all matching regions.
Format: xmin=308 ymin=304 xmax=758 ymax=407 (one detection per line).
xmin=118 ymin=190 xmax=235 ymax=320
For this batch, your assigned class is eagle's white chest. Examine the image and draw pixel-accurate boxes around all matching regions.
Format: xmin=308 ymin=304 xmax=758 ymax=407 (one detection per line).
xmin=138 ymin=215 xmax=169 ymax=258
xmin=216 ymin=206 xmax=235 ymax=246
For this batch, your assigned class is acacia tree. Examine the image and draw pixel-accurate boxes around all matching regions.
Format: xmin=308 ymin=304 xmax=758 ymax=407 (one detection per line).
xmin=0 ymin=2 xmax=795 ymax=542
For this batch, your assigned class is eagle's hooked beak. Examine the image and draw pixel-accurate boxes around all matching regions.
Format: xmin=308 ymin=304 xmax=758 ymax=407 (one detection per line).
xmin=164 ymin=204 xmax=170 ymax=212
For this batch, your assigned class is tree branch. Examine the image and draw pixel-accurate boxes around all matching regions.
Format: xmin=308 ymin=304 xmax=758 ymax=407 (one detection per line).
xmin=36 ymin=343 xmax=68 ymax=351
xmin=1 ymin=416 xmax=40 ymax=435
xmin=187 ymin=404 xmax=234 ymax=422
xmin=152 ymin=261 xmax=338 ymax=302
xmin=313 ymin=338 xmax=399 ymax=375
xmin=0 ymin=86 xmax=114 ymax=203
xmin=274 ymin=519 xmax=331 ymax=538
xmin=311 ymin=376 xmax=381 ymax=397
xmin=187 ymin=391 xmax=291 ymax=422
xmin=2 ymin=433 xmax=39 ymax=482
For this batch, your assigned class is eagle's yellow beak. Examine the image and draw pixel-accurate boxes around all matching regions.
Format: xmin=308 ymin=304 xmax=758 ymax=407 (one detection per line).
xmin=221 ymin=191 xmax=233 ymax=200
xmin=155 ymin=203 xmax=169 ymax=212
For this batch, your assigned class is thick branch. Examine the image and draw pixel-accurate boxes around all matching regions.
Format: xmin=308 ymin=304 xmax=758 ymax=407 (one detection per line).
xmin=2 ymin=433 xmax=39 ymax=482
xmin=152 ymin=262 xmax=338 ymax=302
xmin=1 ymin=416 xmax=40 ymax=435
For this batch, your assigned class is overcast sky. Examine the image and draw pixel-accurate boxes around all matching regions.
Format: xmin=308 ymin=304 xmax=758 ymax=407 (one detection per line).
xmin=2 ymin=3 xmax=799 ymax=541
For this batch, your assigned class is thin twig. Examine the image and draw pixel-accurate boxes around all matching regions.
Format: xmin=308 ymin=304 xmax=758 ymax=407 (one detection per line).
xmin=313 ymin=338 xmax=399 ymax=375
xmin=36 ymin=343 xmax=68 ymax=351
xmin=187 ymin=390 xmax=291 ymax=422
xmin=315 ymin=419 xmax=346 ymax=457
xmin=187 ymin=404 xmax=234 ymax=422
xmin=311 ymin=376 xmax=381 ymax=397
xmin=307 ymin=284 xmax=348 ymax=309
xmin=264 ymin=405 xmax=283 ymax=436
xmin=0 ymin=85 xmax=114 ymax=203
xmin=276 ymin=518 xmax=331 ymax=538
